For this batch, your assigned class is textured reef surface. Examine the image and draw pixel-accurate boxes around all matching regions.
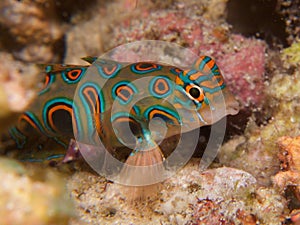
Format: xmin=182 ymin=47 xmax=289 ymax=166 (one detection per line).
xmin=0 ymin=0 xmax=300 ymax=224
xmin=0 ymin=157 xmax=74 ymax=225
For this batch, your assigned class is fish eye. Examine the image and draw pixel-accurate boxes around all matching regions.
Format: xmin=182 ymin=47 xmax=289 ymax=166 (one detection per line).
xmin=185 ymin=84 xmax=205 ymax=103
xmin=189 ymin=87 xmax=200 ymax=98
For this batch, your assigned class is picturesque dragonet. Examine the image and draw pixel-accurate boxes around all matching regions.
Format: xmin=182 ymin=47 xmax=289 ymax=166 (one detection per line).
xmin=4 ymin=41 xmax=239 ymax=186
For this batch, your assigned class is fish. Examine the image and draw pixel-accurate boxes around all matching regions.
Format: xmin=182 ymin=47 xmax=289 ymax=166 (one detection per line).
xmin=4 ymin=55 xmax=239 ymax=183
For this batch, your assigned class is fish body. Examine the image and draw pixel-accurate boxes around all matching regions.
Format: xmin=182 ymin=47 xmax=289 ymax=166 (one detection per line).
xmin=6 ymin=56 xmax=239 ymax=162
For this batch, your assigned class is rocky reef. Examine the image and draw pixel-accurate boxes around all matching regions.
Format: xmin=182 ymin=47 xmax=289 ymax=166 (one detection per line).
xmin=0 ymin=0 xmax=300 ymax=224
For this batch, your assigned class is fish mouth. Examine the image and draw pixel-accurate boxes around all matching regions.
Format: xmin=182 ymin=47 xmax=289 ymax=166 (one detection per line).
xmin=222 ymin=89 xmax=240 ymax=116
xmin=227 ymin=99 xmax=240 ymax=115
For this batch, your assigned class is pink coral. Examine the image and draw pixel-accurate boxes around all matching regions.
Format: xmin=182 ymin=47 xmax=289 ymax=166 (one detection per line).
xmin=217 ymin=35 xmax=266 ymax=106
xmin=111 ymin=8 xmax=266 ymax=107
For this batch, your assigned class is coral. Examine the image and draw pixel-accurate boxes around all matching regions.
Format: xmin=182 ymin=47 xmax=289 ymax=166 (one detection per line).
xmin=273 ymin=136 xmax=300 ymax=201
xmin=64 ymin=17 xmax=104 ymax=64
xmin=191 ymin=199 xmax=235 ymax=225
xmin=62 ymin=0 xmax=266 ymax=107
xmin=218 ymin=41 xmax=300 ymax=186
xmin=64 ymin=0 xmax=175 ymax=64
xmin=0 ymin=157 xmax=75 ymax=225
xmin=187 ymin=167 xmax=286 ymax=225
xmin=217 ymin=36 xmax=266 ymax=107
xmin=0 ymin=0 xmax=62 ymax=62
xmin=282 ymin=39 xmax=300 ymax=67
xmin=67 ymin=160 xmax=287 ymax=225
xmin=108 ymin=5 xmax=266 ymax=107
xmin=0 ymin=52 xmax=38 ymax=133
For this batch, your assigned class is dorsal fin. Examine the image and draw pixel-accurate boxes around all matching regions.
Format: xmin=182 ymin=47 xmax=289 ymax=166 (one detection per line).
xmin=37 ymin=56 xmax=97 ymax=74
xmin=81 ymin=56 xmax=98 ymax=64
xmin=38 ymin=64 xmax=89 ymax=74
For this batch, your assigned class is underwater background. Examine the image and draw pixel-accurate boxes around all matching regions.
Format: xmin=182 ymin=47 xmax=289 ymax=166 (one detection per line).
xmin=0 ymin=0 xmax=300 ymax=224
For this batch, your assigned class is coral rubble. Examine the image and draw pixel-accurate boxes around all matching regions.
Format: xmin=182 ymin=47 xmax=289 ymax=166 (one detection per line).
xmin=67 ymin=160 xmax=287 ymax=225
xmin=0 ymin=157 xmax=75 ymax=225
xmin=273 ymin=136 xmax=300 ymax=201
